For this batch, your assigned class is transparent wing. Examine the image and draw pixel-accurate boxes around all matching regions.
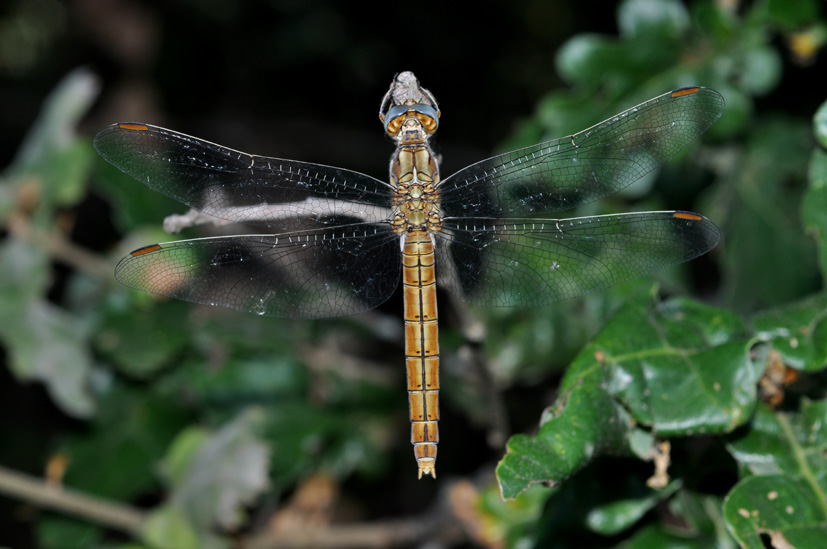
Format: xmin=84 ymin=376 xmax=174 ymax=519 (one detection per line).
xmin=115 ymin=223 xmax=401 ymax=319
xmin=436 ymin=211 xmax=720 ymax=307
xmin=95 ymin=123 xmax=393 ymax=230
xmin=439 ymin=87 xmax=724 ymax=217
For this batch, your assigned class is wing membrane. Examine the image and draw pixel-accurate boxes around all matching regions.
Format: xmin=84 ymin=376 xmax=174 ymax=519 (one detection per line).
xmin=115 ymin=223 xmax=401 ymax=319
xmin=436 ymin=211 xmax=720 ymax=307
xmin=438 ymin=87 xmax=724 ymax=218
xmin=95 ymin=123 xmax=393 ymax=230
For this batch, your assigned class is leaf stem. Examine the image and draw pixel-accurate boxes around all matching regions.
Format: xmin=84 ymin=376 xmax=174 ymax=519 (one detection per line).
xmin=775 ymin=412 xmax=827 ymax=517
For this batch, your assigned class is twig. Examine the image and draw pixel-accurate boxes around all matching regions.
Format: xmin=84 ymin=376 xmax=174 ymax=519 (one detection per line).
xmin=245 ymin=514 xmax=461 ymax=549
xmin=446 ymin=291 xmax=510 ymax=449
xmin=0 ymin=464 xmax=145 ymax=535
xmin=7 ymin=212 xmax=113 ymax=281
xmin=300 ymin=339 xmax=397 ymax=387
xmin=244 ymin=476 xmax=483 ymax=548
xmin=161 ymin=197 xmax=392 ymax=233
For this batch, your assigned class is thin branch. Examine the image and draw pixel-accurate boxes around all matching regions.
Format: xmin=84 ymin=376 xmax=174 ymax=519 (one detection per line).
xmin=7 ymin=212 xmax=113 ymax=281
xmin=300 ymin=339 xmax=397 ymax=387
xmin=0 ymin=464 xmax=145 ymax=535
xmin=446 ymin=291 xmax=510 ymax=450
xmin=245 ymin=474 xmax=469 ymax=549
xmin=245 ymin=514 xmax=462 ymax=549
xmin=162 ymin=196 xmax=393 ymax=233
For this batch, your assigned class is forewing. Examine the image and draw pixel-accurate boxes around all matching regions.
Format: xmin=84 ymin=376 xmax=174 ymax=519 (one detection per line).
xmin=439 ymin=87 xmax=725 ymax=217
xmin=436 ymin=212 xmax=720 ymax=307
xmin=115 ymin=223 xmax=401 ymax=319
xmin=95 ymin=123 xmax=393 ymax=230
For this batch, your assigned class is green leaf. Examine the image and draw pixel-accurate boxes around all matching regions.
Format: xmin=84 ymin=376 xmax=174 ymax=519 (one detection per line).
xmin=264 ymin=399 xmax=390 ymax=485
xmin=42 ymin=139 xmax=95 ymax=206
xmin=497 ymin=374 xmax=629 ymax=499
xmin=702 ymin=84 xmax=750 ymax=139
xmin=0 ymin=182 xmax=14 ymax=224
xmin=803 ymin=147 xmax=827 ymax=279
xmin=801 ymin=398 xmax=827 ymax=448
xmin=603 ymin=298 xmax=755 ymax=435
xmin=63 ymin=385 xmax=192 ymax=500
xmin=726 ymin=400 xmax=827 ymax=479
xmin=95 ymin=300 xmax=191 ymax=378
xmin=723 ymin=399 xmax=827 ymax=547
xmin=6 ymin=68 xmax=98 ymax=208
xmin=178 ymin=354 xmax=308 ymax=406
xmin=586 ymin=481 xmax=681 ymax=535
xmin=0 ymin=241 xmax=95 ymax=417
xmin=475 ymin=483 xmax=549 ymax=547
xmin=10 ymin=68 xmax=98 ymax=172
xmin=737 ymin=45 xmax=782 ymax=95
xmin=618 ymin=525 xmax=706 ymax=548
xmin=719 ymin=118 xmax=818 ymax=311
xmin=36 ymin=515 xmax=102 ymax=549
xmin=94 ymin=160 xmax=185 ymax=231
xmin=478 ymin=281 xmax=648 ymax=384
xmin=162 ymin=427 xmax=210 ymax=487
xmin=497 ymin=294 xmax=755 ymax=499
xmin=619 ymin=515 xmax=735 ymax=549
xmin=692 ymin=0 xmax=737 ymax=42
xmin=766 ymin=0 xmax=820 ymax=29
xmin=814 ymin=99 xmax=827 ymax=149
xmin=663 ymin=490 xmax=737 ymax=546
xmin=142 ymin=505 xmax=203 ymax=549
xmin=0 ymin=236 xmax=50 ymax=304
xmin=164 ymin=409 xmax=270 ymax=531
xmin=617 ymin=0 xmax=689 ymax=39
xmin=529 ymin=460 xmax=707 ymax=546
xmin=555 ymin=34 xmax=628 ymax=87
xmin=751 ymin=293 xmax=827 ymax=371
xmin=723 ymin=475 xmax=827 ymax=548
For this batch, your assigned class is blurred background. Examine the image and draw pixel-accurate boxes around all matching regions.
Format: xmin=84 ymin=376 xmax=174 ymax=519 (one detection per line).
xmin=2 ymin=0 xmax=827 ymax=547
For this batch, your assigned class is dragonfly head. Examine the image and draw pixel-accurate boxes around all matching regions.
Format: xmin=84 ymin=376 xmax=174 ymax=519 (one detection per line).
xmin=379 ymin=72 xmax=441 ymax=140
xmin=382 ymin=104 xmax=440 ymax=143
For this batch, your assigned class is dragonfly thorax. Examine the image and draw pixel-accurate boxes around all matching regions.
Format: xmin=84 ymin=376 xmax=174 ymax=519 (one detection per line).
xmin=379 ymin=72 xmax=441 ymax=144
xmin=390 ymin=143 xmax=442 ymax=233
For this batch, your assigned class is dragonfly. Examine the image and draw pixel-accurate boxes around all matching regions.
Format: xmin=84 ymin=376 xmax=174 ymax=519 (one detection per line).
xmin=94 ymin=72 xmax=724 ymax=479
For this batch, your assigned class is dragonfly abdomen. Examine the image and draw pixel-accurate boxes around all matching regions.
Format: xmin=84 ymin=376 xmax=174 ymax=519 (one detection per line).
xmin=402 ymin=230 xmax=440 ymax=479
